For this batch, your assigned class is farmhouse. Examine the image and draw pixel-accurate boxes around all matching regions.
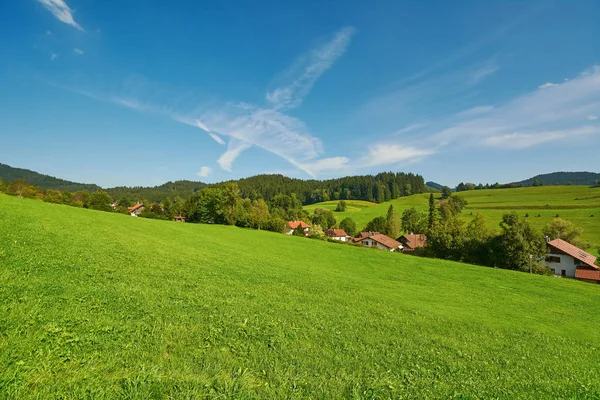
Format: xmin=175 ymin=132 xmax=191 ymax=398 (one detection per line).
xmin=352 ymin=231 xmax=381 ymax=243
xmin=325 ymin=228 xmax=350 ymax=242
xmin=546 ymin=238 xmax=599 ymax=283
xmin=397 ymin=233 xmax=427 ymax=254
xmin=174 ymin=215 xmax=185 ymax=222
xmin=286 ymin=220 xmax=311 ymax=235
xmin=127 ymin=203 xmax=145 ymax=216
xmin=358 ymin=233 xmax=402 ymax=252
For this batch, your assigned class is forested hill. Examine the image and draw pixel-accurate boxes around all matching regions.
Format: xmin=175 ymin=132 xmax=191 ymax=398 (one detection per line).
xmin=107 ymin=172 xmax=428 ymax=204
xmin=1 ymin=162 xmax=427 ymax=204
xmin=0 ymin=163 xmax=100 ymax=192
xmin=514 ymin=172 xmax=600 ymax=187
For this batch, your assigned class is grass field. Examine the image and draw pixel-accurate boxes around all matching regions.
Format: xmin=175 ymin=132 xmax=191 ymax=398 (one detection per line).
xmin=1 ymin=194 xmax=600 ymax=398
xmin=305 ymin=186 xmax=600 ymax=255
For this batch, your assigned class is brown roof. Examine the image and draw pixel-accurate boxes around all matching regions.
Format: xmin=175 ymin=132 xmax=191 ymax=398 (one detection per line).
xmin=288 ymin=220 xmax=310 ymax=229
xmin=575 ymin=268 xmax=600 ymax=281
xmin=361 ymin=234 xmax=402 ymax=250
xmin=398 ymin=234 xmax=427 ymax=249
xmin=326 ymin=229 xmax=348 ymax=237
xmin=547 ymin=239 xmax=598 ymax=269
xmin=128 ymin=203 xmax=144 ymax=212
xmin=353 ymin=231 xmax=380 ymax=242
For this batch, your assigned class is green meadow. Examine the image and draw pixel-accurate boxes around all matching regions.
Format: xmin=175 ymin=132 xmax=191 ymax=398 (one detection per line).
xmin=1 ymin=193 xmax=600 ymax=398
xmin=305 ymin=186 xmax=600 ymax=255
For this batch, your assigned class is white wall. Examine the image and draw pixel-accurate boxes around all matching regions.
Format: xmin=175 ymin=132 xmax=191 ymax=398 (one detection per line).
xmin=361 ymin=239 xmax=394 ymax=251
xmin=546 ymin=252 xmax=578 ymax=277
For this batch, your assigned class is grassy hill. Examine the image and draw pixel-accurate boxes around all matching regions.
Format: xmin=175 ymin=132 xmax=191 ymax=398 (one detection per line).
xmin=306 ymin=186 xmax=600 ymax=254
xmin=1 ymin=194 xmax=600 ymax=398
xmin=0 ymin=163 xmax=100 ymax=192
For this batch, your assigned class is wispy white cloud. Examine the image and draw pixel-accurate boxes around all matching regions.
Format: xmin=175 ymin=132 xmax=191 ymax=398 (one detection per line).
xmin=45 ymin=30 xmax=52 ymax=35
xmin=361 ymin=144 xmax=435 ymax=167
xmin=266 ymin=27 xmax=355 ymax=110
xmin=50 ymin=53 xmax=58 ymax=60
xmin=38 ymin=0 xmax=83 ymax=31
xmin=456 ymin=105 xmax=495 ymax=117
xmin=430 ymin=66 xmax=600 ymax=149
xmin=468 ymin=62 xmax=499 ymax=85
xmin=209 ymin=132 xmax=226 ymax=145
xmin=74 ymin=48 xmax=84 ymax=55
xmin=538 ymin=82 xmax=558 ymax=89
xmin=588 ymin=115 xmax=598 ymax=120
xmin=217 ymin=139 xmax=253 ymax=172
xmin=197 ymin=166 xmax=212 ymax=177
xmin=301 ymin=156 xmax=350 ymax=176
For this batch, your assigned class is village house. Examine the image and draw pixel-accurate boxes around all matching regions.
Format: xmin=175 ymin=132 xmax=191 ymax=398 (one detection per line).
xmin=127 ymin=203 xmax=145 ymax=216
xmin=174 ymin=215 xmax=186 ymax=222
xmin=357 ymin=233 xmax=402 ymax=252
xmin=325 ymin=228 xmax=350 ymax=242
xmin=397 ymin=233 xmax=427 ymax=254
xmin=352 ymin=232 xmax=381 ymax=243
xmin=546 ymin=238 xmax=599 ymax=283
xmin=286 ymin=220 xmax=311 ymax=236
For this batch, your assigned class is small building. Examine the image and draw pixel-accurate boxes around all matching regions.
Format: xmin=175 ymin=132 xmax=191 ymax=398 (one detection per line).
xmin=110 ymin=202 xmax=118 ymax=210
xmin=326 ymin=228 xmax=350 ymax=242
xmin=352 ymin=232 xmax=381 ymax=243
xmin=127 ymin=203 xmax=145 ymax=216
xmin=174 ymin=215 xmax=185 ymax=223
xmin=546 ymin=238 xmax=599 ymax=283
xmin=286 ymin=220 xmax=311 ymax=235
xmin=358 ymin=233 xmax=402 ymax=252
xmin=397 ymin=233 xmax=427 ymax=254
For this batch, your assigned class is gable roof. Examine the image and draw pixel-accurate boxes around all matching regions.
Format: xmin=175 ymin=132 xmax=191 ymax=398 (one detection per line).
xmin=547 ymin=239 xmax=598 ymax=269
xmin=288 ymin=220 xmax=310 ymax=229
xmin=398 ymin=234 xmax=427 ymax=249
xmin=128 ymin=203 xmax=144 ymax=212
xmin=326 ymin=229 xmax=348 ymax=237
xmin=361 ymin=234 xmax=402 ymax=249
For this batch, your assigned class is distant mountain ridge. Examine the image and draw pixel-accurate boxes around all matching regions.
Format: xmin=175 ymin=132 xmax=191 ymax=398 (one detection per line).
xmin=0 ymin=163 xmax=100 ymax=192
xmin=426 ymin=181 xmax=444 ymax=190
xmin=513 ymin=172 xmax=600 ymax=187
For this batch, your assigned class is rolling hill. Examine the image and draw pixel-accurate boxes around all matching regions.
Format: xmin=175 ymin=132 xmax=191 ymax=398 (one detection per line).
xmin=305 ymin=186 xmax=600 ymax=255
xmin=1 ymin=193 xmax=600 ymax=398
xmin=513 ymin=171 xmax=600 ymax=187
xmin=0 ymin=163 xmax=100 ymax=192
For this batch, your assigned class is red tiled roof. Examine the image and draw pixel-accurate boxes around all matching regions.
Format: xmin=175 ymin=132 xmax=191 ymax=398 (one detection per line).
xmin=575 ymin=268 xmax=600 ymax=281
xmin=399 ymin=234 xmax=427 ymax=249
xmin=128 ymin=203 xmax=144 ymax=212
xmin=326 ymin=229 xmax=348 ymax=237
xmin=361 ymin=234 xmax=402 ymax=250
xmin=547 ymin=239 xmax=598 ymax=269
xmin=352 ymin=232 xmax=380 ymax=243
xmin=288 ymin=220 xmax=310 ymax=229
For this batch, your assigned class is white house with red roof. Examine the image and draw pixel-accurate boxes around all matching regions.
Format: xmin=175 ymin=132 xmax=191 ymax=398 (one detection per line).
xmin=357 ymin=233 xmax=402 ymax=252
xmin=326 ymin=229 xmax=350 ymax=242
xmin=546 ymin=238 xmax=599 ymax=283
xmin=127 ymin=203 xmax=145 ymax=216
xmin=285 ymin=220 xmax=311 ymax=235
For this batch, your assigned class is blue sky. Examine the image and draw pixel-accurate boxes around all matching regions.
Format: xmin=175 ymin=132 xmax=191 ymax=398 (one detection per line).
xmin=0 ymin=0 xmax=599 ymax=188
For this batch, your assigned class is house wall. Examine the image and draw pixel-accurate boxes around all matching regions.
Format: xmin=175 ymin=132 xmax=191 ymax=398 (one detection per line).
xmin=361 ymin=239 xmax=393 ymax=251
xmin=331 ymin=236 xmax=347 ymax=242
xmin=546 ymin=252 xmax=578 ymax=277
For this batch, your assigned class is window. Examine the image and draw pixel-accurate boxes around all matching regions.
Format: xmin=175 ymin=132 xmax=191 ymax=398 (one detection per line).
xmin=546 ymin=256 xmax=560 ymax=263
xmin=561 ymin=270 xmax=566 ymax=277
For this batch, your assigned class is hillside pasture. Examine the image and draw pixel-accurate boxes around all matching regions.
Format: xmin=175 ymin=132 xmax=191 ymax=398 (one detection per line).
xmin=1 ymin=194 xmax=600 ymax=398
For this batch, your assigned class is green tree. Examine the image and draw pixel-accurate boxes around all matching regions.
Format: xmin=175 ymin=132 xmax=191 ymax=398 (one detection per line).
xmin=339 ymin=217 xmax=357 ymax=237
xmin=0 ymin=179 xmax=7 ymax=192
xmin=250 ymin=199 xmax=270 ymax=230
xmin=385 ymin=205 xmax=400 ymax=237
xmin=441 ymin=186 xmax=452 ymax=200
xmin=364 ymin=216 xmax=388 ymax=233
xmin=73 ymin=191 xmax=91 ymax=208
xmin=312 ymin=208 xmax=336 ymax=230
xmin=43 ymin=189 xmax=63 ymax=204
xmin=6 ymin=179 xmax=30 ymax=197
xmin=428 ymin=193 xmax=435 ymax=230
xmin=425 ymin=214 xmax=466 ymax=261
xmin=192 ymin=188 xmax=226 ymax=224
xmin=543 ymin=218 xmax=587 ymax=248
xmin=88 ymin=190 xmax=114 ymax=212
xmin=447 ymin=195 xmax=467 ymax=214
xmin=401 ymin=207 xmax=427 ymax=234
xmin=463 ymin=213 xmax=491 ymax=265
xmin=335 ymin=200 xmax=347 ymax=212
xmin=494 ymin=212 xmax=546 ymax=272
